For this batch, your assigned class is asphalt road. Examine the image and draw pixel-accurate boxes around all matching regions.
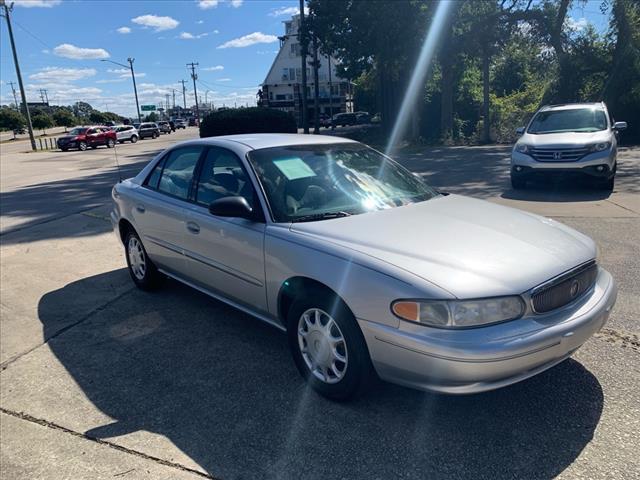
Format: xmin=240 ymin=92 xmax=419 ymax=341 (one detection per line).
xmin=0 ymin=132 xmax=638 ymax=479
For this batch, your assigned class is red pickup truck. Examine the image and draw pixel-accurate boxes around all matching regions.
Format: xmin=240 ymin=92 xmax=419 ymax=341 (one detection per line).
xmin=57 ymin=126 xmax=117 ymax=151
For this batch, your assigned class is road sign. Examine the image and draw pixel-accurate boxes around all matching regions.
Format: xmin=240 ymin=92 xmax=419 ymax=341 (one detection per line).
xmin=141 ymin=105 xmax=156 ymax=111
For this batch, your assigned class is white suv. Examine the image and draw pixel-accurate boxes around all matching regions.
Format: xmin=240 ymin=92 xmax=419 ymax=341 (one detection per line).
xmin=115 ymin=125 xmax=139 ymax=144
xmin=511 ymin=103 xmax=627 ymax=190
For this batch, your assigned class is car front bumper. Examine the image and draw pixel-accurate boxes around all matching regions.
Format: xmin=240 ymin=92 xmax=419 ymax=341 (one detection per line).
xmin=511 ymin=149 xmax=616 ymax=178
xmin=359 ymin=267 xmax=616 ymax=394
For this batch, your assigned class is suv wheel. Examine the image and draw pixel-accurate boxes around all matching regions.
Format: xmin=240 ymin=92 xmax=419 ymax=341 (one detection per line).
xmin=106 ymin=138 xmax=115 ymax=148
xmin=152 ymin=132 xmax=158 ymax=139
xmin=287 ymin=292 xmax=374 ymax=400
xmin=78 ymin=141 xmax=87 ymax=151
xmin=131 ymin=135 xmax=138 ymax=143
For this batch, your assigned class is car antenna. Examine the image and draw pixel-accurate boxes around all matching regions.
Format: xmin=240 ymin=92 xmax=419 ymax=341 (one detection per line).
xmin=113 ymin=141 xmax=123 ymax=183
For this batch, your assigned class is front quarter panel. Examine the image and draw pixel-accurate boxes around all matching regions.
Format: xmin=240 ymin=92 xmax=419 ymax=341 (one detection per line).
xmin=265 ymin=225 xmax=453 ymax=329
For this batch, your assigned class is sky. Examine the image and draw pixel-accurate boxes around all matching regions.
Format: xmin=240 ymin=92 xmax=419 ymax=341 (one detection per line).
xmin=0 ymin=0 xmax=612 ymax=118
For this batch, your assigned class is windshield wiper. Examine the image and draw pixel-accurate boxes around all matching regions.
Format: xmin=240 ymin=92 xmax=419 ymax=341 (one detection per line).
xmin=291 ymin=211 xmax=352 ymax=223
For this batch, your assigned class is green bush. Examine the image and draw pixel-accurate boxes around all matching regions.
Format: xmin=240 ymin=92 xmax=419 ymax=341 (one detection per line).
xmin=200 ymin=107 xmax=297 ymax=138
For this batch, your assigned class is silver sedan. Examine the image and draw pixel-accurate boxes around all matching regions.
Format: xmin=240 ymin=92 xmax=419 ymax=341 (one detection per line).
xmin=111 ymin=134 xmax=617 ymax=400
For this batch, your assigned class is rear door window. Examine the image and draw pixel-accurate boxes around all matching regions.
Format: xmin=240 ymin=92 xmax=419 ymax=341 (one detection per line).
xmin=195 ymin=147 xmax=255 ymax=208
xmin=157 ymin=146 xmax=203 ymax=200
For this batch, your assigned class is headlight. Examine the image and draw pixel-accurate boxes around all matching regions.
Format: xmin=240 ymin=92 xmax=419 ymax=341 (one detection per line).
xmin=392 ymin=297 xmax=525 ymax=328
xmin=515 ymin=144 xmax=530 ymax=153
xmin=590 ymin=142 xmax=611 ymax=152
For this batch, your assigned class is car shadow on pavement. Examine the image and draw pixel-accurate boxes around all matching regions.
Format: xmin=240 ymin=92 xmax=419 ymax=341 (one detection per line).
xmin=502 ymin=181 xmax=613 ymax=202
xmin=36 ymin=270 xmax=604 ymax=480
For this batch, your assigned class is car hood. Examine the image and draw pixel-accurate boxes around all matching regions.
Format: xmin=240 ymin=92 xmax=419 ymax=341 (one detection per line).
xmin=289 ymin=195 xmax=596 ymax=298
xmin=519 ymin=131 xmax=611 ymax=148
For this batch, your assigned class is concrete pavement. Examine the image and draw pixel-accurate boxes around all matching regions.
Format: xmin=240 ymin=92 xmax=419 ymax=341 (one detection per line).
xmin=1 ymin=134 xmax=638 ymax=479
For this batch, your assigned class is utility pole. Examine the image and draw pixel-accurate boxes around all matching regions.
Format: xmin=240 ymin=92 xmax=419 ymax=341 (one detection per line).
xmin=2 ymin=0 xmax=36 ymax=151
xmin=187 ymin=62 xmax=200 ymax=125
xmin=8 ymin=80 xmax=18 ymax=110
xmin=299 ymin=0 xmax=309 ymax=133
xmin=101 ymin=57 xmax=141 ymax=123
xmin=180 ymin=79 xmax=187 ymax=110
xmin=327 ymin=53 xmax=333 ymax=123
xmin=311 ymin=34 xmax=320 ymax=134
xmin=172 ymin=88 xmax=176 ymax=109
xmin=165 ymin=93 xmax=170 ymax=117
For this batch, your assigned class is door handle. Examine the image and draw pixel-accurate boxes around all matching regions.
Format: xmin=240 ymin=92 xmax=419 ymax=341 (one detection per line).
xmin=186 ymin=221 xmax=200 ymax=234
xmin=136 ymin=204 xmax=145 ymax=213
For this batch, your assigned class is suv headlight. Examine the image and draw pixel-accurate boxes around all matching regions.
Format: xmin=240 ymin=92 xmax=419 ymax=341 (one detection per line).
xmin=392 ymin=297 xmax=525 ymax=328
xmin=515 ymin=144 xmax=531 ymax=153
xmin=590 ymin=142 xmax=611 ymax=152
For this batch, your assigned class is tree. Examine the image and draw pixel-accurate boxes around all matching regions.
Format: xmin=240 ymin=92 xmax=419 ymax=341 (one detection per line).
xmin=89 ymin=111 xmax=108 ymax=124
xmin=144 ymin=112 xmax=158 ymax=122
xmin=31 ymin=113 xmax=53 ymax=135
xmin=73 ymin=101 xmax=94 ymax=121
xmin=0 ymin=108 xmax=26 ymax=139
xmin=53 ymin=109 xmax=77 ymax=132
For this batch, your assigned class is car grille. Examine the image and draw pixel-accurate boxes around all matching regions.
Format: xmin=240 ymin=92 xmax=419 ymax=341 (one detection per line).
xmin=531 ymin=262 xmax=598 ymax=313
xmin=530 ymin=146 xmax=590 ymax=162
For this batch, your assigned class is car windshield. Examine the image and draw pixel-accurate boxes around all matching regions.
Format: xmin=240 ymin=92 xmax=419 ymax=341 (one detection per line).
xmin=69 ymin=128 xmax=87 ymax=135
xmin=527 ymin=108 xmax=608 ymax=134
xmin=247 ymin=143 xmax=439 ymax=223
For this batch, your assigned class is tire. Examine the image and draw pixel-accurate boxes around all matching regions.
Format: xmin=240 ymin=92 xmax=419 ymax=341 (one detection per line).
xmin=287 ymin=292 xmax=374 ymax=400
xmin=78 ymin=141 xmax=88 ymax=151
xmin=124 ymin=230 xmax=164 ymax=291
xmin=511 ymin=174 xmax=526 ymax=190
xmin=131 ymin=135 xmax=138 ymax=143
xmin=152 ymin=132 xmax=158 ymax=139
xmin=106 ymin=139 xmax=115 ymax=148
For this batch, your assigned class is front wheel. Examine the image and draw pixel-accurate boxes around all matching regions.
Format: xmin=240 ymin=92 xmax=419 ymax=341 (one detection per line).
xmin=152 ymin=132 xmax=158 ymax=139
xmin=124 ymin=231 xmax=163 ymax=290
xmin=78 ymin=141 xmax=88 ymax=151
xmin=287 ymin=293 xmax=374 ymax=400
xmin=106 ymin=138 xmax=115 ymax=148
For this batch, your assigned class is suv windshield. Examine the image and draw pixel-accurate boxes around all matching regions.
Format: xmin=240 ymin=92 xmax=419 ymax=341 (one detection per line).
xmin=247 ymin=143 xmax=439 ymax=223
xmin=528 ymin=108 xmax=608 ymax=134
xmin=69 ymin=128 xmax=88 ymax=135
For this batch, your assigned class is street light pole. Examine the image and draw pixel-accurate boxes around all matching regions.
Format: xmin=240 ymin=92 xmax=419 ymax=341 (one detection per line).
xmin=101 ymin=58 xmax=141 ymax=123
xmin=1 ymin=0 xmax=36 ymax=151
xmin=299 ymin=0 xmax=309 ymax=133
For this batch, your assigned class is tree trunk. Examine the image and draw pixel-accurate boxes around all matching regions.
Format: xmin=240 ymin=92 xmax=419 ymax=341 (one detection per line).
xmin=482 ymin=48 xmax=491 ymax=143
xmin=440 ymin=56 xmax=453 ymax=142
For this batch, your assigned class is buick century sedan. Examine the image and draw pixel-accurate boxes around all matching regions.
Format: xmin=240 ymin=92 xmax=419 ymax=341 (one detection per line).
xmin=111 ymin=134 xmax=617 ymax=399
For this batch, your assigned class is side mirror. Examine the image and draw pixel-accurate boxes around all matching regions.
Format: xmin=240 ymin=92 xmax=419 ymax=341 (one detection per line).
xmin=613 ymin=121 xmax=627 ymax=131
xmin=209 ymin=196 xmax=253 ymax=219
xmin=516 ymin=126 xmax=525 ymax=135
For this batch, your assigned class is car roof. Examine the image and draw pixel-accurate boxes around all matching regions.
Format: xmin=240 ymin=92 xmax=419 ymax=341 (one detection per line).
xmin=540 ymin=102 xmax=605 ymax=112
xmin=184 ymin=133 xmax=358 ymax=150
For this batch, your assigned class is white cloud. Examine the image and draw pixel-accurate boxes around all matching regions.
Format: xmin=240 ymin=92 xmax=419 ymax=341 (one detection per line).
xmin=213 ymin=29 xmax=220 ymax=34
xmin=198 ymin=0 xmax=219 ymax=9
xmin=30 ymin=67 xmax=97 ymax=82
xmin=117 ymin=26 xmax=131 ymax=34
xmin=179 ymin=32 xmax=196 ymax=39
xmin=131 ymin=14 xmax=179 ymax=31
xmin=202 ymin=65 xmax=224 ymax=71
xmin=41 ymin=49 xmax=50 ymax=54
xmin=217 ymin=78 xmax=232 ymax=82
xmin=196 ymin=20 xmax=204 ymax=24
xmin=230 ymin=0 xmax=243 ymax=7
xmin=53 ymin=43 xmax=110 ymax=60
xmin=566 ymin=17 xmax=589 ymax=32
xmin=96 ymin=78 xmax=126 ymax=84
xmin=107 ymin=68 xmax=129 ymax=74
xmin=13 ymin=0 xmax=61 ymax=8
xmin=269 ymin=5 xmax=307 ymax=17
xmin=217 ymin=31 xmax=278 ymax=49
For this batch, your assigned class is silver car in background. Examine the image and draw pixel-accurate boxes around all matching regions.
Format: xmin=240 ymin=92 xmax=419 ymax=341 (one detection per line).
xmin=511 ymin=102 xmax=627 ymax=190
xmin=111 ymin=134 xmax=617 ymax=400
xmin=115 ymin=125 xmax=139 ymax=144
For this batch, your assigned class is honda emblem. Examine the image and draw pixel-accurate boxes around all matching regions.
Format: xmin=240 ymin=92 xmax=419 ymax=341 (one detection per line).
xmin=553 ymin=151 xmax=562 ymax=160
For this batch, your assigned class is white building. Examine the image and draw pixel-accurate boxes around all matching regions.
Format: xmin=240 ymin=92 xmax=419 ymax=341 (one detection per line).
xmin=258 ymin=14 xmax=350 ymax=124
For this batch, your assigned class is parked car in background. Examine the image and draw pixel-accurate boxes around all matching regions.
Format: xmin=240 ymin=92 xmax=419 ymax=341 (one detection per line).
xmin=57 ymin=126 xmax=117 ymax=151
xmin=138 ymin=123 xmax=160 ymax=140
xmin=331 ymin=112 xmax=358 ymax=127
xmin=511 ymin=102 xmax=626 ymax=190
xmin=355 ymin=111 xmax=371 ymax=124
xmin=111 ymin=133 xmax=616 ymax=400
xmin=115 ymin=125 xmax=139 ymax=144
xmin=371 ymin=113 xmax=382 ymax=124
xmin=188 ymin=118 xmax=198 ymax=127
xmin=318 ymin=114 xmax=331 ymax=128
xmin=174 ymin=119 xmax=187 ymax=129
xmin=157 ymin=121 xmax=172 ymax=134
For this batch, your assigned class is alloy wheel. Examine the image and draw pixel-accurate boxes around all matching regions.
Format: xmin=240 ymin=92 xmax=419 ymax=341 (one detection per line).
xmin=127 ymin=237 xmax=146 ymax=280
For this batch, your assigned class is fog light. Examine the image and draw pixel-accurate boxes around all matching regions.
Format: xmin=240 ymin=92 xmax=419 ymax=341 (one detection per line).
xmin=596 ymin=165 xmax=605 ymax=172
xmin=515 ymin=166 xmax=523 ymax=172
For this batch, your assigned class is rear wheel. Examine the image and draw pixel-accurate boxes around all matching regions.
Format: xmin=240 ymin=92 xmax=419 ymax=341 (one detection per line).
xmin=287 ymin=292 xmax=374 ymax=400
xmin=106 ymin=138 xmax=115 ymax=148
xmin=152 ymin=132 xmax=158 ymax=139
xmin=124 ymin=230 xmax=163 ymax=291
xmin=130 ymin=135 xmax=138 ymax=143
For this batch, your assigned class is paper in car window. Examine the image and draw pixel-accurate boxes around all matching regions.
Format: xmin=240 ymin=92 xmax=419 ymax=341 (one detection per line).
xmin=273 ymin=158 xmax=316 ymax=180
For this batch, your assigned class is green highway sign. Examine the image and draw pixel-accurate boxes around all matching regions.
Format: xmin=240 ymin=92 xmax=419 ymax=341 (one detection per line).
xmin=141 ymin=105 xmax=156 ymax=111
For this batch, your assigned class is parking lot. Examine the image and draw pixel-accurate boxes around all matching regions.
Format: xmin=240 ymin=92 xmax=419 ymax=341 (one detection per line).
xmin=1 ymin=132 xmax=638 ymax=479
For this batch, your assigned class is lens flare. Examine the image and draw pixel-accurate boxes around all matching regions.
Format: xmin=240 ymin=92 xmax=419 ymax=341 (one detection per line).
xmin=385 ymin=0 xmax=455 ymax=155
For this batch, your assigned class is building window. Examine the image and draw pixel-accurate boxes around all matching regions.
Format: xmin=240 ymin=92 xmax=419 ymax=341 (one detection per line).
xmin=269 ymin=92 xmax=273 ymax=100
xmin=282 ymin=68 xmax=289 ymax=81
xmin=331 ymin=85 xmax=339 ymax=96
xmin=285 ymin=22 xmax=292 ymax=35
xmin=290 ymin=43 xmax=300 ymax=56
xmin=276 ymin=94 xmax=287 ymax=101
xmin=289 ymin=68 xmax=296 ymax=81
